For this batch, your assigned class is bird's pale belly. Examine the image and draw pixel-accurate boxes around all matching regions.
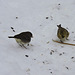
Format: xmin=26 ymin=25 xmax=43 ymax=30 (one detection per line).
xmin=15 ymin=38 xmax=28 ymax=45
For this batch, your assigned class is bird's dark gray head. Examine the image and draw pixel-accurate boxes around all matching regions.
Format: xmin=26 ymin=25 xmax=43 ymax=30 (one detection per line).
xmin=25 ymin=31 xmax=33 ymax=38
xmin=57 ymin=24 xmax=61 ymax=28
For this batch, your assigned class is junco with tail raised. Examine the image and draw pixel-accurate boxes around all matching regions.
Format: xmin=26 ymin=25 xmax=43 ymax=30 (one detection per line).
xmin=57 ymin=24 xmax=69 ymax=42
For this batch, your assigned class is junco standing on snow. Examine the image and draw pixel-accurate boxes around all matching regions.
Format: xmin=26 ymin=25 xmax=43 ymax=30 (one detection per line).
xmin=57 ymin=24 xmax=69 ymax=42
xmin=8 ymin=31 xmax=33 ymax=48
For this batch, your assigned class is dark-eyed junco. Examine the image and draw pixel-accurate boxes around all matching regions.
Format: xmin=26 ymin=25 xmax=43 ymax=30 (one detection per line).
xmin=57 ymin=24 xmax=69 ymax=42
xmin=8 ymin=31 xmax=33 ymax=48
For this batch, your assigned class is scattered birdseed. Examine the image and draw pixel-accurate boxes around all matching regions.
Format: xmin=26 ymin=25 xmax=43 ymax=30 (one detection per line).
xmin=34 ymin=59 xmax=36 ymax=60
xmin=71 ymin=57 xmax=74 ymax=59
xmin=50 ymin=52 xmax=52 ymax=55
xmin=16 ymin=17 xmax=18 ymax=19
xmin=50 ymin=72 xmax=52 ymax=74
xmin=50 ymin=50 xmax=54 ymax=55
xmin=11 ymin=27 xmax=15 ymax=32
xmin=59 ymin=53 xmax=62 ymax=56
xmin=13 ymin=30 xmax=15 ymax=32
xmin=72 ymin=31 xmax=74 ymax=33
xmin=25 ymin=55 xmax=29 ymax=57
xmin=46 ymin=17 xmax=49 ymax=19
xmin=63 ymin=52 xmax=65 ymax=54
xmin=65 ymin=66 xmax=69 ymax=70
xmin=58 ymin=4 xmax=60 ymax=5
xmin=11 ymin=27 xmax=14 ymax=29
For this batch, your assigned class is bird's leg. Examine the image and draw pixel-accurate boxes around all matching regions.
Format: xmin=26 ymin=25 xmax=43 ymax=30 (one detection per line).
xmin=22 ymin=44 xmax=27 ymax=49
xmin=19 ymin=44 xmax=22 ymax=47
xmin=15 ymin=40 xmax=22 ymax=47
xmin=18 ymin=43 xmax=27 ymax=49
xmin=17 ymin=42 xmax=23 ymax=47
xmin=60 ymin=40 xmax=63 ymax=43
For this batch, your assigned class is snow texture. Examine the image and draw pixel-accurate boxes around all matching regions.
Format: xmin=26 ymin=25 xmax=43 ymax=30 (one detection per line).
xmin=0 ymin=0 xmax=75 ymax=75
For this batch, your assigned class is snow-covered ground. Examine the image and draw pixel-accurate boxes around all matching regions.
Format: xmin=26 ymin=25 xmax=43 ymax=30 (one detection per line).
xmin=0 ymin=0 xmax=75 ymax=75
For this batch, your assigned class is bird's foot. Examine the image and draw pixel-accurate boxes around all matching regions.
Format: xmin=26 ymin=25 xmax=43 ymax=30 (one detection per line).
xmin=60 ymin=40 xmax=64 ymax=43
xmin=22 ymin=44 xmax=27 ymax=49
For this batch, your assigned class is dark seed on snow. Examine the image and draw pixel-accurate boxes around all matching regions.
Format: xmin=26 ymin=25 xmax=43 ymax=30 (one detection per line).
xmin=16 ymin=17 xmax=18 ymax=19
xmin=11 ymin=27 xmax=14 ymax=29
xmin=59 ymin=53 xmax=62 ymax=56
xmin=43 ymin=61 xmax=45 ymax=64
xmin=51 ymin=50 xmax=54 ymax=52
xmin=50 ymin=52 xmax=52 ymax=55
xmin=40 ymin=25 xmax=42 ymax=26
xmin=58 ymin=4 xmax=60 ymax=5
xmin=49 ymin=69 xmax=51 ymax=70
xmin=63 ymin=52 xmax=65 ymax=54
xmin=71 ymin=57 xmax=74 ymax=59
xmin=72 ymin=32 xmax=74 ymax=33
xmin=13 ymin=30 xmax=15 ymax=32
xmin=46 ymin=17 xmax=49 ymax=19
xmin=50 ymin=72 xmax=52 ymax=74
xmin=66 ymin=67 xmax=69 ymax=70
xmin=25 ymin=55 xmax=29 ymax=57
xmin=34 ymin=59 xmax=36 ymax=60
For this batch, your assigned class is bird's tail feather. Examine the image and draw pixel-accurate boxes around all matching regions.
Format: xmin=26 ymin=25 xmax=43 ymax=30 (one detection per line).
xmin=8 ymin=36 xmax=14 ymax=38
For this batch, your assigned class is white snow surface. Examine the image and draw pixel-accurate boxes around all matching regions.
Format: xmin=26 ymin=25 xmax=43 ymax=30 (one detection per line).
xmin=0 ymin=0 xmax=75 ymax=75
